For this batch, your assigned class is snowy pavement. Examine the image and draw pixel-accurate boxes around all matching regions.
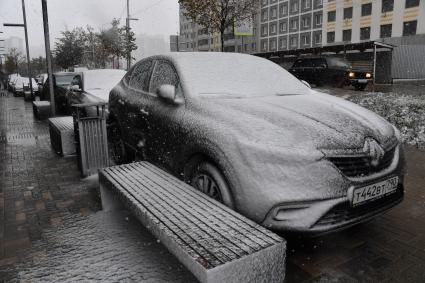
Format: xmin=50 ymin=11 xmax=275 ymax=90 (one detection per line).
xmin=1 ymin=85 xmax=425 ymax=282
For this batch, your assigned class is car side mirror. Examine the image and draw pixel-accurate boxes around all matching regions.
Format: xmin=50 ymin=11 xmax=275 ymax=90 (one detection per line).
xmin=301 ymin=80 xmax=311 ymax=88
xmin=157 ymin=84 xmax=179 ymax=104
xmin=70 ymin=84 xmax=82 ymax=92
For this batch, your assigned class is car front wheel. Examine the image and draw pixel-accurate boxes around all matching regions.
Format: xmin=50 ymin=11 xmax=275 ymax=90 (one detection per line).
xmin=190 ymin=162 xmax=234 ymax=208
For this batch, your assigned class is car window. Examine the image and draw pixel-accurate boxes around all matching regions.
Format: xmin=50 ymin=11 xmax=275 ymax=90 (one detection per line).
xmin=129 ymin=60 xmax=154 ymax=92
xmin=149 ymin=60 xmax=181 ymax=95
xmin=326 ymin=58 xmax=351 ymax=69
xmin=293 ymin=59 xmax=304 ymax=68
xmin=71 ymin=75 xmax=83 ymax=88
xmin=312 ymin=58 xmax=327 ymax=67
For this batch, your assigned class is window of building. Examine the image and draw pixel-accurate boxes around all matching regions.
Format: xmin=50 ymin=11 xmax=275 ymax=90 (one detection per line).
xmin=252 ymin=42 xmax=257 ymax=52
xmin=344 ymin=7 xmax=353 ymax=19
xmin=382 ymin=0 xmax=394 ymax=13
xmin=270 ymin=6 xmax=278 ymax=19
xmin=314 ymin=33 xmax=322 ymax=44
xmin=343 ymin=29 xmax=352 ymax=41
xmin=360 ymin=27 xmax=371 ymax=40
xmin=261 ymin=25 xmax=268 ymax=36
xmin=406 ymin=0 xmax=420 ymax=8
xmin=361 ymin=3 xmax=372 ymax=16
xmin=262 ymin=40 xmax=268 ymax=51
xmin=315 ymin=0 xmax=323 ymax=6
xmin=280 ymin=3 xmax=288 ymax=16
xmin=302 ymin=0 xmax=311 ymax=9
xmin=270 ymin=23 xmax=277 ymax=34
xmin=279 ymin=37 xmax=287 ymax=49
xmin=291 ymin=1 xmax=298 ymax=12
xmin=262 ymin=0 xmax=268 ymax=7
xmin=302 ymin=34 xmax=310 ymax=45
xmin=327 ymin=31 xmax=335 ymax=43
xmin=403 ymin=20 xmax=417 ymax=36
xmin=302 ymin=17 xmax=310 ymax=28
xmin=380 ymin=24 xmax=392 ymax=38
xmin=290 ymin=19 xmax=298 ymax=29
xmin=328 ymin=11 xmax=336 ymax=22
xmin=290 ymin=37 xmax=298 ymax=47
xmin=315 ymin=14 xmax=323 ymax=25
xmin=261 ymin=9 xmax=268 ymax=22
xmin=270 ymin=39 xmax=277 ymax=50
xmin=280 ymin=22 xmax=288 ymax=33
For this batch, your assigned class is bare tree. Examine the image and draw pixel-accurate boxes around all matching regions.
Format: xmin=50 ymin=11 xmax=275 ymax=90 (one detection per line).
xmin=4 ymin=48 xmax=25 ymax=74
xmin=179 ymin=0 xmax=258 ymax=52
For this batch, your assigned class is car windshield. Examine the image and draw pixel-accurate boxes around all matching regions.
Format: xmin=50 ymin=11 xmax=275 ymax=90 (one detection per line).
xmin=177 ymin=54 xmax=311 ymax=98
xmin=55 ymin=74 xmax=75 ymax=86
xmin=327 ymin=58 xmax=352 ymax=69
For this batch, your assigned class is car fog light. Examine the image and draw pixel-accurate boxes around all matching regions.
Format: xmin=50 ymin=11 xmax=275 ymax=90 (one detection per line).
xmin=366 ymin=73 xmax=372 ymax=78
xmin=349 ymin=72 xmax=355 ymax=78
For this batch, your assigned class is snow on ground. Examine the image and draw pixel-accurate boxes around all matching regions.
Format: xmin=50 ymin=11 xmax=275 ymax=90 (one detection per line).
xmin=348 ymin=91 xmax=425 ymax=149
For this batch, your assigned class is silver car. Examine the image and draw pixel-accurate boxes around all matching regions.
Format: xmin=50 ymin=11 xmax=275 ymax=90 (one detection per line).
xmin=108 ymin=53 xmax=406 ymax=234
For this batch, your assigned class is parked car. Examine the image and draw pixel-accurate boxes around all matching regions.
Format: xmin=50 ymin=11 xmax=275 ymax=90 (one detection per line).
xmin=7 ymin=74 xmax=20 ymax=92
xmin=35 ymin=73 xmax=48 ymax=93
xmin=40 ymin=72 xmax=77 ymax=113
xmin=64 ymin=69 xmax=126 ymax=116
xmin=13 ymin=77 xmax=37 ymax=97
xmin=108 ymin=53 xmax=405 ymax=234
xmin=289 ymin=57 xmax=372 ymax=91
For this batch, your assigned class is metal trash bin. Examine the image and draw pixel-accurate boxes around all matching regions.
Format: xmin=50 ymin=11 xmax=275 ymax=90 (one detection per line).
xmin=73 ymin=102 xmax=109 ymax=177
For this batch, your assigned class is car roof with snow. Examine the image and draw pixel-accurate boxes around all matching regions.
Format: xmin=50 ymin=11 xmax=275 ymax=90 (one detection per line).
xmin=144 ymin=52 xmax=311 ymax=98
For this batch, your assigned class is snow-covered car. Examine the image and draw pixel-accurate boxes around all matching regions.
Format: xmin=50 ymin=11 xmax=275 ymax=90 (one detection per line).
xmin=40 ymin=72 xmax=78 ymax=112
xmin=13 ymin=77 xmax=37 ymax=97
xmin=64 ymin=69 xmax=126 ymax=116
xmin=7 ymin=73 xmax=20 ymax=92
xmin=108 ymin=53 xmax=406 ymax=234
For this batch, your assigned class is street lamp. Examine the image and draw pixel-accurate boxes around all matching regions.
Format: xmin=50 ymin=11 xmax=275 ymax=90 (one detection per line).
xmin=3 ymin=0 xmax=34 ymax=98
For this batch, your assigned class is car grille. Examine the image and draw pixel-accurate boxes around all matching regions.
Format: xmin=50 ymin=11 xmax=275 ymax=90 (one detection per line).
xmin=327 ymin=146 xmax=396 ymax=177
xmin=314 ymin=187 xmax=403 ymax=228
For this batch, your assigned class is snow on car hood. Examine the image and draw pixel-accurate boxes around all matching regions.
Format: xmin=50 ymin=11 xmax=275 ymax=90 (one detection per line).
xmin=195 ymin=91 xmax=395 ymax=151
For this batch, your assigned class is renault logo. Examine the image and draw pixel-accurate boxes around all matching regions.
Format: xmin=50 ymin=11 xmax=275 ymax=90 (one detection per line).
xmin=363 ymin=138 xmax=385 ymax=167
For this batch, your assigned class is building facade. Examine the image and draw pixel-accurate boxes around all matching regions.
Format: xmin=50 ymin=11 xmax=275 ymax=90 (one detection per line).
xmin=323 ymin=0 xmax=425 ymax=46
xmin=177 ymin=6 xmax=258 ymax=53
xmin=176 ymin=0 xmax=424 ymax=53
xmin=259 ymin=0 xmax=324 ymax=52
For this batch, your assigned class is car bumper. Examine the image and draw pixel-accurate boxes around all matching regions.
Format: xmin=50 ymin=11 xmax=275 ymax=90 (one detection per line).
xmin=262 ymin=178 xmax=404 ymax=235
xmin=348 ymin=78 xmax=372 ymax=85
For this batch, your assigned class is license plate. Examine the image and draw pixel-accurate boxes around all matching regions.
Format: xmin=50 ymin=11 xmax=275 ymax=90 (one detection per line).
xmin=351 ymin=177 xmax=399 ymax=207
xmin=358 ymin=79 xmax=368 ymax=83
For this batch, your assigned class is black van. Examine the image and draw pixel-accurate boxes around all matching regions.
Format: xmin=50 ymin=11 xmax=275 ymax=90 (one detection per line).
xmin=289 ymin=57 xmax=372 ymax=91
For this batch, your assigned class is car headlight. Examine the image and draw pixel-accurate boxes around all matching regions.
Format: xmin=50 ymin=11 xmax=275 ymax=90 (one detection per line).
xmin=349 ymin=72 xmax=355 ymax=78
xmin=366 ymin=73 xmax=372 ymax=78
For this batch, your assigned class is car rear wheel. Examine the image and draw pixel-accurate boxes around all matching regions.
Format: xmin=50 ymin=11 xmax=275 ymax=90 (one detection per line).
xmin=190 ymin=162 xmax=234 ymax=208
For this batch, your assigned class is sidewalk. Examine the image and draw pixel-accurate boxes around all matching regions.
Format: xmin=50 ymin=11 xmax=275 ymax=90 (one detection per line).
xmin=0 ymin=91 xmax=196 ymax=282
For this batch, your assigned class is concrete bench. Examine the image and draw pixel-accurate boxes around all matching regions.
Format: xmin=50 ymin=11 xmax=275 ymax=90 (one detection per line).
xmin=32 ymin=101 xmax=51 ymax=120
xmin=99 ymin=162 xmax=286 ymax=283
xmin=48 ymin=116 xmax=76 ymax=156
